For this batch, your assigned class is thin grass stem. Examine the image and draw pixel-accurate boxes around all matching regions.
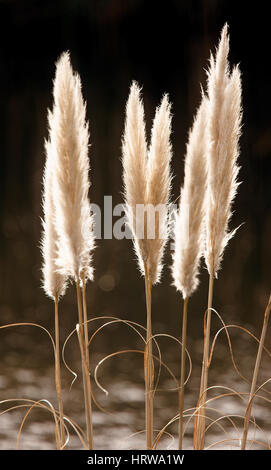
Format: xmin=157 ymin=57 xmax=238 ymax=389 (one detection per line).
xmin=241 ymin=293 xmax=271 ymax=450
xmin=144 ymin=268 xmax=153 ymax=450
xmin=178 ymin=296 xmax=189 ymax=449
xmin=81 ymin=276 xmax=90 ymax=370
xmin=76 ymin=279 xmax=93 ymax=450
xmin=194 ymin=273 xmax=214 ymax=449
xmin=54 ymin=297 xmax=65 ymax=449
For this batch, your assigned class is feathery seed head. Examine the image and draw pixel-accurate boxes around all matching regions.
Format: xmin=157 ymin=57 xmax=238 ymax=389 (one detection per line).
xmin=45 ymin=51 xmax=95 ymax=285
xmin=122 ymin=83 xmax=172 ymax=285
xmin=146 ymin=93 xmax=172 ymax=284
xmin=122 ymin=81 xmax=148 ymax=277
xmin=41 ymin=139 xmax=68 ymax=300
xmin=204 ymin=24 xmax=242 ymax=278
xmin=172 ymin=95 xmax=208 ymax=298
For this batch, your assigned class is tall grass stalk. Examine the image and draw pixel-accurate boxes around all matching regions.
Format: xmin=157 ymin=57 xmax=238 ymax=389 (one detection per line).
xmin=41 ymin=108 xmax=68 ymax=450
xmin=76 ymin=280 xmax=93 ymax=450
xmin=241 ymin=293 xmax=271 ymax=449
xmin=43 ymin=51 xmax=96 ymax=448
xmin=194 ymin=273 xmax=214 ymax=449
xmin=171 ymin=94 xmax=208 ymax=449
xmin=122 ymin=82 xmax=172 ymax=449
xmin=81 ymin=276 xmax=90 ymax=370
xmin=144 ymin=268 xmax=154 ymax=449
xmin=178 ymin=296 xmax=189 ymax=449
xmin=54 ymin=298 xmax=65 ymax=449
xmin=195 ymin=23 xmax=242 ymax=449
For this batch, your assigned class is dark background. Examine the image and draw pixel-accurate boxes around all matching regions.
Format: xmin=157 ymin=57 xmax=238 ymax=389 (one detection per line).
xmin=0 ymin=0 xmax=270 ymax=363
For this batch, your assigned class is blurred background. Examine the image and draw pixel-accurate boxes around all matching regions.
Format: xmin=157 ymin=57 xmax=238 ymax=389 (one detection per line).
xmin=0 ymin=0 xmax=271 ymax=449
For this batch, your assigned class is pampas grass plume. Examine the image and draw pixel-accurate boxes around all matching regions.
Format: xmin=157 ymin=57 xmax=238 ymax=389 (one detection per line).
xmin=146 ymin=93 xmax=172 ymax=284
xmin=122 ymin=81 xmax=148 ymax=277
xmin=122 ymin=81 xmax=172 ymax=285
xmin=41 ymin=140 xmax=67 ymax=300
xmin=172 ymin=94 xmax=208 ymax=299
xmin=47 ymin=51 xmax=95 ymax=284
xmin=204 ymin=24 xmax=242 ymax=278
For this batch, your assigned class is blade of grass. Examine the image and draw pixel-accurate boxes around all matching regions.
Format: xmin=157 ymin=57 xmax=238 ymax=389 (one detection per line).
xmin=241 ymin=293 xmax=271 ymax=449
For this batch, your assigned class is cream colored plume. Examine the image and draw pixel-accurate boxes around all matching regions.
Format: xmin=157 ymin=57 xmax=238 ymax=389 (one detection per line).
xmin=204 ymin=24 xmax=242 ymax=277
xmin=172 ymin=94 xmax=208 ymax=299
xmin=47 ymin=51 xmax=95 ymax=283
xmin=41 ymin=140 xmax=68 ymax=300
xmin=146 ymin=94 xmax=172 ymax=283
xmin=122 ymin=81 xmax=148 ymax=277
xmin=122 ymin=82 xmax=172 ymax=284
